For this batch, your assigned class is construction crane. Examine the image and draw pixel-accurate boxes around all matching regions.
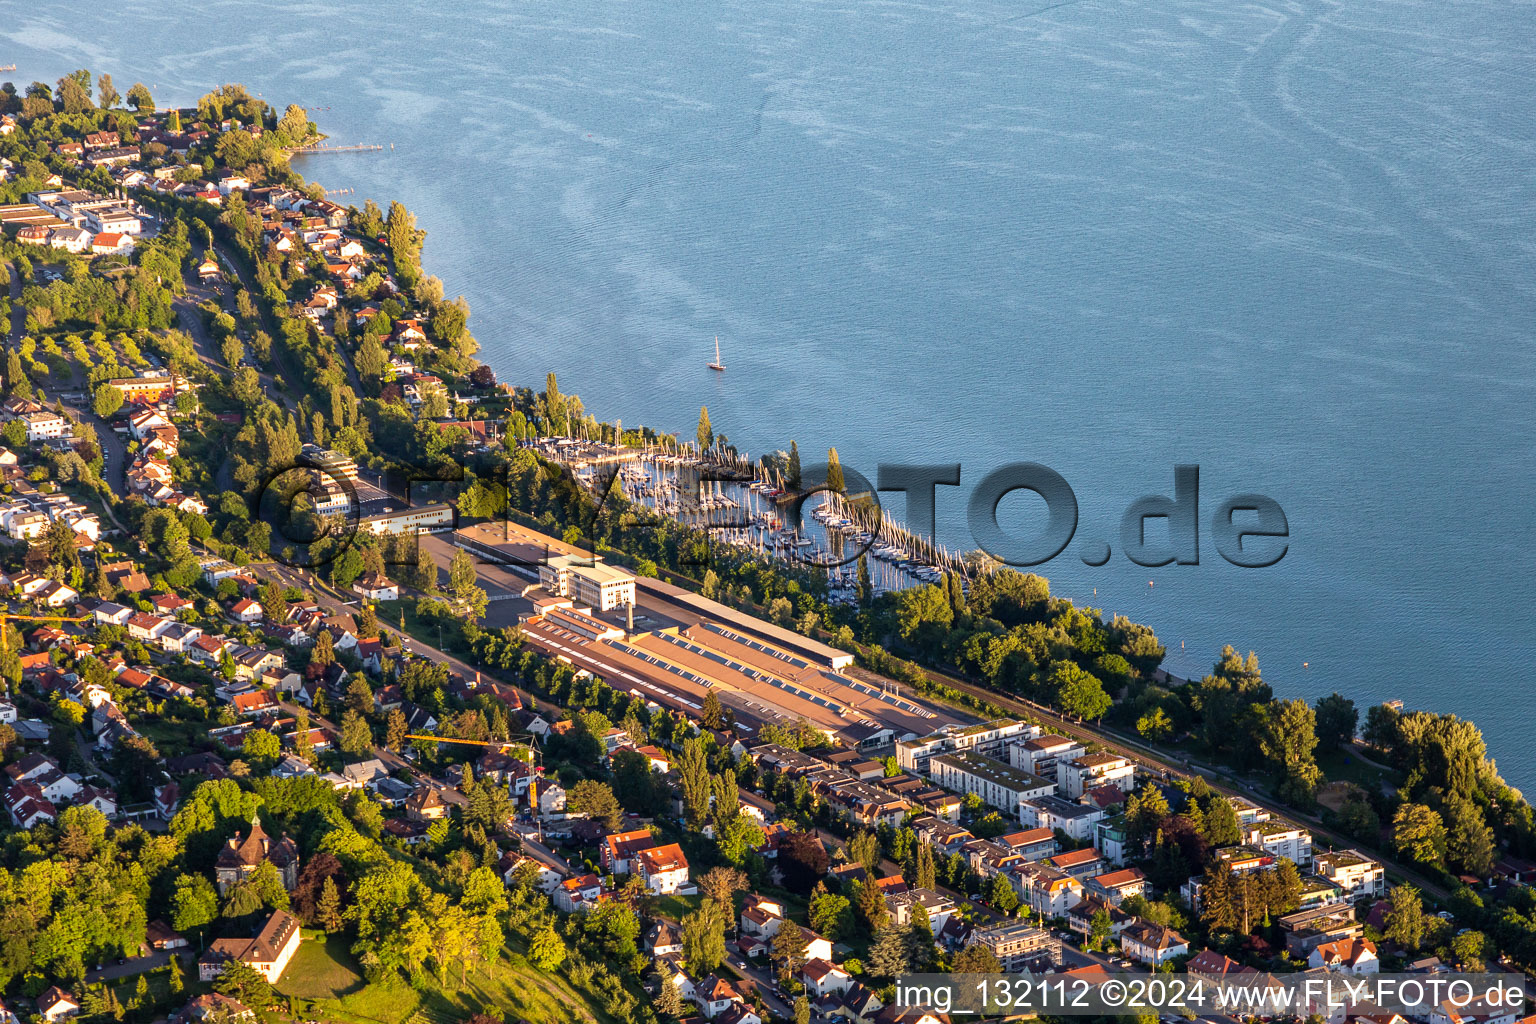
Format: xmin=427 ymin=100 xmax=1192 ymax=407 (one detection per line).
xmin=0 ymin=612 xmax=92 ymax=654
xmin=403 ymin=734 xmax=536 ymax=752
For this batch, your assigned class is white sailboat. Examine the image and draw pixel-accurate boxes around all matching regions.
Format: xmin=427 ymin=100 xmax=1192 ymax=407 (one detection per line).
xmin=707 ymin=335 xmax=725 ymax=371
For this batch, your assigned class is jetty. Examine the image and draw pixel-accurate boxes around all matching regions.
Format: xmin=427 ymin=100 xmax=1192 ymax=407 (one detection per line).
xmin=289 ymin=143 xmax=384 ymax=154
xmin=527 ymin=431 xmax=970 ymax=604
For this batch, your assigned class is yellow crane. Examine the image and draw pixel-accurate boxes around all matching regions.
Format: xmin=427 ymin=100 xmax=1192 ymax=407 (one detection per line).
xmin=0 ymin=612 xmax=93 ymax=654
xmin=403 ymin=734 xmax=537 ymax=753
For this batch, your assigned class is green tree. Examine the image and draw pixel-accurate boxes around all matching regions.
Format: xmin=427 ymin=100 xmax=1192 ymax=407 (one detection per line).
xmin=317 ymin=876 xmax=345 ymax=933
xmin=701 ymin=688 xmax=725 ymax=730
xmin=1314 ymin=693 xmax=1358 ymax=750
xmin=1087 ymin=907 xmax=1113 ymax=951
xmin=1202 ymin=797 xmax=1242 ymax=847
xmin=1260 ymin=698 xmax=1323 ymax=802
xmin=985 ymin=873 xmax=1019 ymax=915
xmin=94 ymin=72 xmax=120 ymax=109
xmin=1450 ymin=930 xmax=1490 ymax=971
xmin=170 ymin=874 xmax=219 ymax=940
xmin=826 ymin=447 xmax=844 ymax=493
xmin=386 ymin=708 xmax=408 ymax=752
xmin=681 ymin=899 xmax=728 ymax=975
xmin=1136 ymin=707 xmax=1173 ymax=741
xmin=1125 ymin=783 xmax=1172 ymax=849
xmin=339 ymin=708 xmax=373 ymax=758
xmin=913 ymin=841 xmax=937 ymax=890
xmin=126 ymin=82 xmax=154 ymax=111
xmin=808 ymin=884 xmax=852 ymax=940
xmin=528 ymin=923 xmax=567 ymax=970
xmin=696 ymin=406 xmax=713 ymax=451
xmin=848 ymin=830 xmax=881 ymax=873
xmin=213 ymin=960 xmax=271 ymax=1006
xmin=5 ymin=350 xmax=30 ymax=399
xmin=655 ymin=962 xmax=685 ymax=1019
xmin=1445 ymin=798 xmax=1496 ymax=876
xmin=92 ymin=382 xmax=124 ymax=418
xmin=677 ymin=737 xmax=712 ymax=830
xmin=567 ymin=779 xmax=624 ymax=828
xmin=1392 ymin=803 xmax=1447 ymax=865
xmin=1383 ymin=884 xmax=1424 ymax=952
xmin=769 ymin=916 xmax=809 ymax=983
xmin=241 ymin=728 xmax=281 ymax=766
xmin=952 ymin=943 xmax=1002 ymax=974
xmin=1054 ymin=662 xmax=1111 ymax=721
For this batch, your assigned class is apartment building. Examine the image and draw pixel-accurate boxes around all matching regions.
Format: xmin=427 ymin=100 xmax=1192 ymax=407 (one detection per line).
xmin=966 ymin=920 xmax=1060 ymax=972
xmin=1008 ymin=734 xmax=1085 ymax=778
xmin=1056 ymin=753 xmax=1136 ymax=800
xmin=897 ymin=719 xmax=1036 ymax=776
xmin=1313 ymin=849 xmax=1385 ymax=899
xmin=928 ymin=750 xmax=1053 ymax=816
xmin=1242 ymin=820 xmax=1313 ymax=868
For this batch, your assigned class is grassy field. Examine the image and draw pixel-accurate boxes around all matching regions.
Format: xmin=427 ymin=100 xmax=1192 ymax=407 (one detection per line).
xmin=275 ymin=931 xmax=365 ymax=1001
xmin=277 ymin=934 xmax=628 ymax=1024
xmin=1317 ymin=745 xmax=1400 ymax=795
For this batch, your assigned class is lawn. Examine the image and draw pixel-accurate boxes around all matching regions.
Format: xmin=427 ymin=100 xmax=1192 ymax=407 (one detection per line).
xmin=653 ymin=892 xmax=703 ymax=922
xmin=275 ymin=930 xmax=364 ymax=1001
xmin=1317 ymin=745 xmax=1400 ymax=796
xmin=280 ymin=937 xmax=629 ymax=1024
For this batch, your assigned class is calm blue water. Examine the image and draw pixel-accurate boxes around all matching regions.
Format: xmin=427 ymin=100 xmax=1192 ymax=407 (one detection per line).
xmin=8 ymin=0 xmax=1536 ymax=788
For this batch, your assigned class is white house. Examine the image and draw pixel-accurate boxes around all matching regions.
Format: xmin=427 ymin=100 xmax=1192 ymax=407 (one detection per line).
xmin=802 ymin=959 xmax=852 ymax=998
xmin=230 ymin=599 xmax=264 ymax=623
xmin=1313 ymin=850 xmax=1385 ymax=900
xmin=1120 ymin=922 xmax=1189 ymax=966
xmin=36 ymin=987 xmax=78 ymax=1022
xmin=1308 ymin=937 xmax=1379 ymax=975
xmin=352 ymin=574 xmax=400 ymax=602
xmin=633 ymin=843 xmax=691 ymax=895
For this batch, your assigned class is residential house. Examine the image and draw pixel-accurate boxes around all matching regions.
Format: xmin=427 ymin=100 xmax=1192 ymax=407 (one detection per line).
xmin=633 ymin=843 xmax=691 ymax=895
xmin=1049 ymin=848 xmax=1105 ymax=879
xmin=352 ymin=573 xmax=399 ymax=601
xmin=1308 ymin=937 xmax=1379 ymax=975
xmin=36 ymin=988 xmax=79 ymax=1023
xmin=230 ymin=599 xmax=264 ymax=623
xmin=198 ymin=909 xmax=302 ymax=984
xmin=602 ymin=829 xmax=657 ymax=874
xmin=214 ymin=816 xmax=300 ymax=894
xmin=1019 ymin=795 xmax=1106 ymax=841
xmin=1012 ymin=860 xmax=1084 ymax=916
xmin=1313 ymin=850 xmax=1385 ymax=900
xmin=405 ymin=785 xmax=448 ymax=822
xmin=1120 ymin=922 xmax=1190 ymax=966
xmin=929 ymin=750 xmax=1053 ymax=818
xmin=803 ymin=960 xmax=852 ymax=998
xmin=886 ymin=888 xmax=955 ymax=933
xmin=554 ymin=874 xmax=604 ymax=913
xmin=1086 ymin=867 xmax=1148 ymax=906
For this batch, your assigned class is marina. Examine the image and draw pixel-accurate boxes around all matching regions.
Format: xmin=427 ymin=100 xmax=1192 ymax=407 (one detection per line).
xmin=525 ymin=436 xmax=969 ymax=604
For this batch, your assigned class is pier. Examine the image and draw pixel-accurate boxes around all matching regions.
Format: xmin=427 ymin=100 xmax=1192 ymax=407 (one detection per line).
xmin=528 ymin=434 xmax=972 ymax=605
xmin=289 ymin=143 xmax=385 ymax=154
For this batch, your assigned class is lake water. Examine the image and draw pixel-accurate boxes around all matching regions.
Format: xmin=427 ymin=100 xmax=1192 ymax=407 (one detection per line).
xmin=7 ymin=0 xmax=1536 ymax=788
